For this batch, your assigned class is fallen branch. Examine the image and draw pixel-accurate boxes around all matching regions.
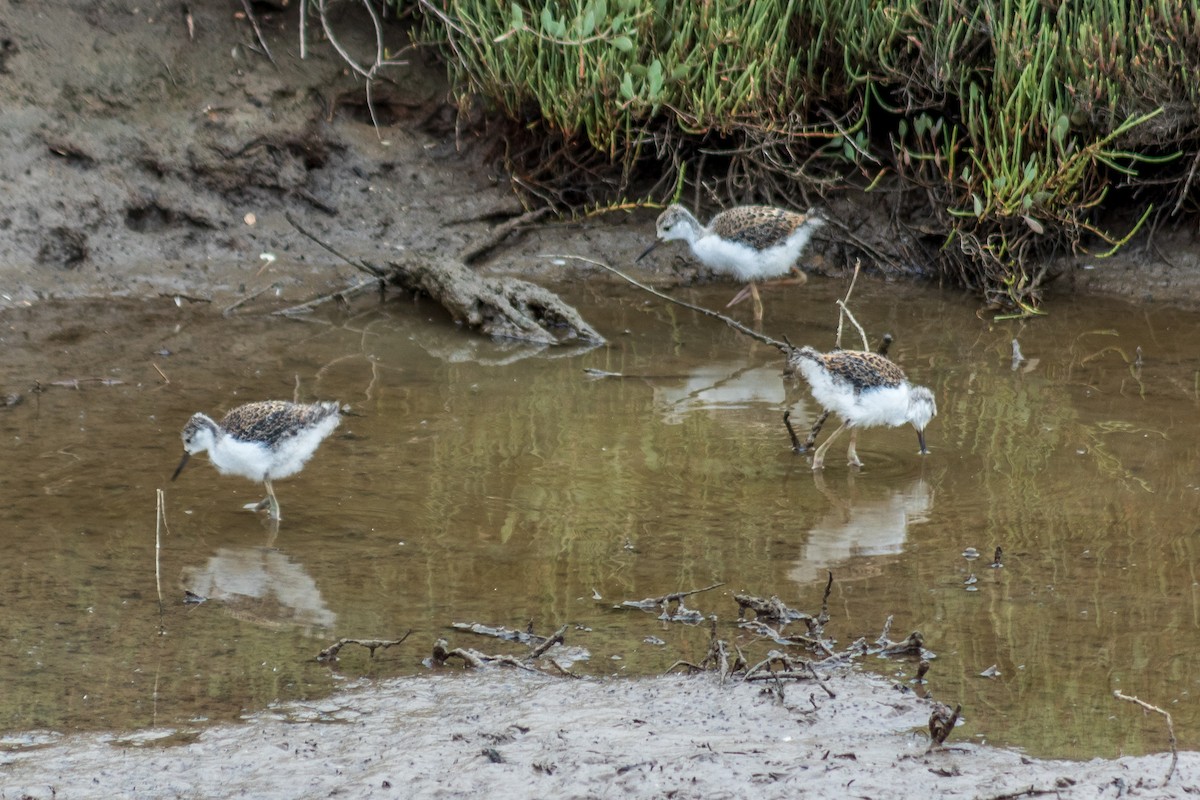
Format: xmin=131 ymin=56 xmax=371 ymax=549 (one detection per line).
xmin=1113 ymin=690 xmax=1177 ymax=782
xmin=386 ymin=255 xmax=605 ymax=345
xmin=155 ymin=488 xmax=168 ymax=636
xmin=452 ymin=621 xmax=543 ymax=645
xmin=528 ymin=624 xmax=568 ymax=659
xmin=833 ymin=260 xmax=868 ymax=350
xmin=740 ymin=619 xmax=838 ymax=657
xmin=317 ymin=631 xmax=412 ymax=663
xmin=460 ymin=206 xmax=553 ymax=264
xmin=875 ymin=630 xmax=929 ymax=659
xmin=285 ymin=212 xmax=386 ymax=279
xmin=223 ymin=282 xmax=281 ymax=316
xmin=784 ymin=408 xmax=829 ymax=454
xmin=556 ymin=254 xmax=789 ymax=351
xmin=273 ymin=276 xmax=381 ymax=317
xmin=734 ymin=593 xmax=812 ymax=625
xmin=815 ymin=571 xmax=833 ymax=633
xmin=620 ymin=582 xmax=725 ymax=623
xmin=283 ymin=216 xmax=603 ymax=344
xmin=430 ymin=622 xmax=570 ymax=675
xmin=974 ymin=788 xmax=1057 ymax=800
xmin=744 ymin=650 xmax=807 ymax=681
xmin=431 ymin=638 xmax=544 ymax=673
xmin=672 ymin=617 xmax=745 ymax=682
xmin=928 ymin=702 xmax=962 ymax=748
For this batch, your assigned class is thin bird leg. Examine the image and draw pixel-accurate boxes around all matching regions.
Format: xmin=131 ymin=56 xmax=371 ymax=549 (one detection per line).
xmin=726 ymin=284 xmax=755 ymax=307
xmin=725 ymin=282 xmax=766 ymax=320
xmin=264 ymin=477 xmax=281 ymax=521
xmin=750 ymin=282 xmax=764 ymax=321
xmin=812 ymin=419 xmax=850 ymax=470
xmin=759 ymin=267 xmax=808 ymax=288
xmin=846 ymin=428 xmax=863 ymax=467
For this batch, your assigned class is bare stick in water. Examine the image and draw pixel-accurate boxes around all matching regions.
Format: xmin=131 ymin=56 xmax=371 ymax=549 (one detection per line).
xmin=550 ymin=254 xmax=790 ymax=352
xmin=155 ymin=488 xmax=168 ymax=635
xmin=1113 ymin=690 xmax=1177 ymax=782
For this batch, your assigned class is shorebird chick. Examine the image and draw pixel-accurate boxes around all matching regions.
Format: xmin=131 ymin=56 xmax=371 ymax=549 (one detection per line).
xmin=637 ymin=204 xmax=825 ymax=320
xmin=172 ymin=400 xmax=341 ymax=521
xmin=790 ymin=347 xmax=935 ymax=470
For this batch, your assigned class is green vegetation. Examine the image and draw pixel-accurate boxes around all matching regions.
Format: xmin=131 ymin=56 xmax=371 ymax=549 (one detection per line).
xmin=411 ymin=0 xmax=1199 ymax=311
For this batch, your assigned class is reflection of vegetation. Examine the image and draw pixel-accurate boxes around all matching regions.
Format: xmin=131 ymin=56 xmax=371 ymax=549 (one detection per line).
xmin=860 ymin=328 xmax=1200 ymax=757
xmin=412 ymin=0 xmax=1196 ymax=311
xmin=8 ymin=300 xmax=1200 ymax=759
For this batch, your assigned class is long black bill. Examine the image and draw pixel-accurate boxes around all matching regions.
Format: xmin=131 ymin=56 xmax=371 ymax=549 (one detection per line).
xmin=917 ymin=430 xmax=929 ymax=455
xmin=636 ymin=240 xmax=662 ymax=263
xmin=171 ymin=452 xmax=191 ymax=481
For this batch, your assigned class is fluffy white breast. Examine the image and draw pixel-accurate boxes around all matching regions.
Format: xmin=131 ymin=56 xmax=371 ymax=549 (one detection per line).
xmin=206 ymin=436 xmax=276 ymax=481
xmin=205 ymin=413 xmax=340 ymax=481
xmin=690 ymin=225 xmax=817 ymax=281
xmin=797 ymin=358 xmax=914 ymax=428
xmin=269 ymin=414 xmax=342 ymax=479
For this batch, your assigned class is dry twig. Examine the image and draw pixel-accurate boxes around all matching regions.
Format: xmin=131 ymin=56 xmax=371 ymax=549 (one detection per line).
xmin=460 ymin=207 xmax=553 ymax=263
xmin=238 ymin=0 xmax=276 ymax=66
xmin=1113 ymin=690 xmax=1178 ymax=782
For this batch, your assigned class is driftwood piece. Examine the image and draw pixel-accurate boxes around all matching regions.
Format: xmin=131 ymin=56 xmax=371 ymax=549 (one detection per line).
xmin=431 ymin=638 xmax=543 ymax=673
xmin=744 ymin=653 xmax=837 ymax=698
xmin=386 ymin=255 xmax=604 ymax=346
xmin=740 ymin=620 xmax=839 ymax=657
xmin=734 ymin=593 xmax=812 ymax=625
xmin=316 ymin=632 xmax=412 ymax=662
xmin=666 ymin=617 xmax=745 ymax=682
xmin=430 ymin=623 xmax=572 ymax=676
xmin=451 ymin=622 xmax=567 ymax=659
xmin=452 ymin=622 xmax=542 ymax=645
xmin=282 ymin=214 xmax=602 ymax=345
xmin=529 ymin=624 xmax=568 ymax=659
xmin=620 ymin=582 xmax=725 ymax=624
xmin=928 ymin=702 xmax=962 ymax=748
xmin=875 ymin=630 xmax=932 ymax=659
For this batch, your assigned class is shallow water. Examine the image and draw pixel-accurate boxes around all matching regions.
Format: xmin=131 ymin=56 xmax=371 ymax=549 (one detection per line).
xmin=0 ymin=275 xmax=1197 ymax=759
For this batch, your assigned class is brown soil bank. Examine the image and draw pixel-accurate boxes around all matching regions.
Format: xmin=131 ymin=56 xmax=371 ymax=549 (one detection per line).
xmin=1 ymin=0 xmax=1199 ymax=311
xmin=2 ymin=672 xmax=1195 ymax=799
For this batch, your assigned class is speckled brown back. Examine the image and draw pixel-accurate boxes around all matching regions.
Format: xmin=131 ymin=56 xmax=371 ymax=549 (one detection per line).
xmin=220 ymin=401 xmax=340 ymax=446
xmin=815 ymin=350 xmax=907 ymax=390
xmin=708 ymin=206 xmax=814 ymax=251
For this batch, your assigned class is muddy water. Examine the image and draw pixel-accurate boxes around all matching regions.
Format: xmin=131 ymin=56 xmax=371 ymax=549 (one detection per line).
xmin=0 ymin=276 xmax=1197 ymax=760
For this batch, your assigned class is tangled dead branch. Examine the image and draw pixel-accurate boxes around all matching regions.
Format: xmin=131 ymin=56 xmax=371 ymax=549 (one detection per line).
xmin=430 ymin=623 xmax=572 ymax=676
xmin=619 ymin=582 xmax=725 ymax=624
xmin=280 ymin=215 xmax=604 ymax=346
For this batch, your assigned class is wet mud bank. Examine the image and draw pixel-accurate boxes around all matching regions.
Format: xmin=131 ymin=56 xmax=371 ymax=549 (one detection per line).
xmin=2 ymin=671 xmax=1195 ymax=800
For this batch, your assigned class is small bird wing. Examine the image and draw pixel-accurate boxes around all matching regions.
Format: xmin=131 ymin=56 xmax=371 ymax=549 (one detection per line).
xmin=220 ymin=401 xmax=336 ymax=444
xmin=821 ymin=350 xmax=907 ymax=390
xmin=709 ymin=206 xmax=810 ymax=251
